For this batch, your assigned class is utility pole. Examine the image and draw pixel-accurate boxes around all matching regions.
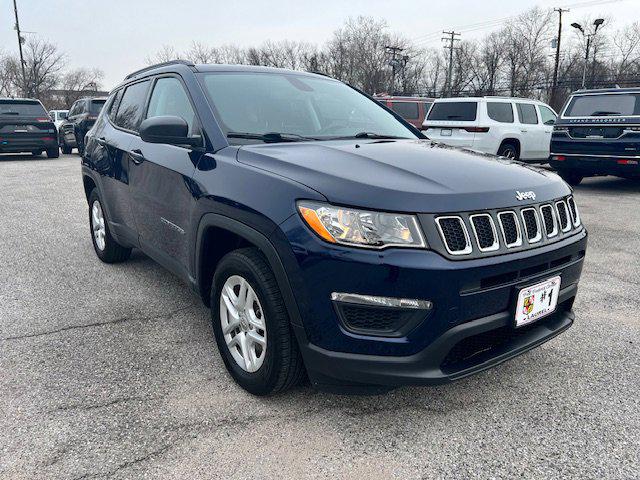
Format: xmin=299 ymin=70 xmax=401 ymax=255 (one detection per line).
xmin=442 ymin=31 xmax=460 ymax=96
xmin=551 ymin=8 xmax=569 ymax=109
xmin=12 ymin=0 xmax=28 ymax=97
xmin=385 ymin=46 xmax=404 ymax=94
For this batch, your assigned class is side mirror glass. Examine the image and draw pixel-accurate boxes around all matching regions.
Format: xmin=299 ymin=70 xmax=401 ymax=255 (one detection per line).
xmin=139 ymin=115 xmax=201 ymax=148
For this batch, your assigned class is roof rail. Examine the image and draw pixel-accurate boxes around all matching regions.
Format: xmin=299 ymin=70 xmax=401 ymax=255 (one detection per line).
xmin=124 ymin=59 xmax=195 ymax=80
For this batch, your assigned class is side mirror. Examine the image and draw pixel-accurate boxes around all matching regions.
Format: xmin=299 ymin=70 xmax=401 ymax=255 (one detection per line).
xmin=139 ymin=115 xmax=201 ymax=148
xmin=545 ymin=119 xmax=556 ymax=126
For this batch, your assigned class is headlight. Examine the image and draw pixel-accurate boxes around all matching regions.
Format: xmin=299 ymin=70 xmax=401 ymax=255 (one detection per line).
xmin=297 ymin=201 xmax=426 ymax=249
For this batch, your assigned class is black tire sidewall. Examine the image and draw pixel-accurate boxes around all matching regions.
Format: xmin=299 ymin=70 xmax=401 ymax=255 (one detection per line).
xmin=498 ymin=143 xmax=518 ymax=160
xmin=211 ymin=254 xmax=283 ymax=395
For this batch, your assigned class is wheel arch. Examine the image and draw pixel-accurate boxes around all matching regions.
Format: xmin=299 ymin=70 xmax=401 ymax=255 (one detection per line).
xmin=194 ymin=213 xmax=305 ymax=329
xmin=498 ymin=138 xmax=521 ymax=157
xmin=82 ymin=174 xmax=97 ymax=201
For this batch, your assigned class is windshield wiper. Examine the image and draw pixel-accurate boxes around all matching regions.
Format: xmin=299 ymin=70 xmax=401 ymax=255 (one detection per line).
xmin=1 ymin=112 xmax=20 ymax=115
xmin=591 ymin=111 xmax=621 ymax=116
xmin=332 ymin=132 xmax=406 ymax=140
xmin=227 ymin=131 xmax=317 ymax=143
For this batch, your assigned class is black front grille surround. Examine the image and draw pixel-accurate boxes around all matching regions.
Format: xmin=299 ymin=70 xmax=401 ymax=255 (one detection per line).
xmin=422 ymin=195 xmax=583 ymax=260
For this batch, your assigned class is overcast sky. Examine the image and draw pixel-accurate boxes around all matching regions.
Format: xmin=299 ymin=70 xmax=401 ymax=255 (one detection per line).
xmin=2 ymin=0 xmax=638 ymax=89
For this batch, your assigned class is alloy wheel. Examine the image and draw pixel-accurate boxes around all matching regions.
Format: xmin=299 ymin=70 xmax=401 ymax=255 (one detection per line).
xmin=220 ymin=275 xmax=267 ymax=373
xmin=91 ymin=200 xmax=106 ymax=251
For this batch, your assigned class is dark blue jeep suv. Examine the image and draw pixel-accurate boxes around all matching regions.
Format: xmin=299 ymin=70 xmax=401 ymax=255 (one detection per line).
xmin=82 ymin=61 xmax=587 ymax=395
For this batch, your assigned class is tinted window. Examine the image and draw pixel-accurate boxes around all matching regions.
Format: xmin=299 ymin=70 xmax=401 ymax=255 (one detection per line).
xmin=146 ymin=77 xmax=197 ymax=134
xmin=114 ymin=81 xmax=150 ymax=131
xmin=108 ymin=90 xmax=124 ymax=119
xmin=89 ymin=99 xmax=106 ymax=114
xmin=59 ymin=111 xmax=68 ymax=119
xmin=516 ymin=103 xmax=538 ymax=124
xmin=564 ymin=93 xmax=640 ymax=117
xmin=390 ymin=101 xmax=419 ymax=120
xmin=0 ymin=100 xmax=47 ymax=116
xmin=538 ymin=105 xmax=557 ymax=125
xmin=427 ymin=102 xmax=477 ymax=121
xmin=199 ymin=73 xmax=416 ymax=141
xmin=487 ymin=102 xmax=514 ymax=123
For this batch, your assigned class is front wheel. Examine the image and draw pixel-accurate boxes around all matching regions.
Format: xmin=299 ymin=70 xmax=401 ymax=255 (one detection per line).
xmin=211 ymin=248 xmax=305 ymax=395
xmin=557 ymin=170 xmax=584 ymax=186
xmin=88 ymin=189 xmax=131 ymax=263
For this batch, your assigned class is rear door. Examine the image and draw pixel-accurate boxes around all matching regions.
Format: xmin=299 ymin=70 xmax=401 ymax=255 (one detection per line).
xmin=516 ymin=103 xmax=546 ymax=160
xmin=422 ymin=101 xmax=478 ymax=148
xmin=537 ymin=104 xmax=557 ymax=159
xmin=128 ymin=75 xmax=203 ymax=277
xmin=0 ymin=99 xmax=56 ymax=151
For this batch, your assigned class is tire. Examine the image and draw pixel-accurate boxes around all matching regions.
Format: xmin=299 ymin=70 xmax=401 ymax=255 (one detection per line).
xmin=46 ymin=148 xmax=59 ymax=159
xmin=497 ymin=142 xmax=519 ymax=160
xmin=77 ymin=140 xmax=85 ymax=156
xmin=88 ymin=189 xmax=131 ymax=263
xmin=211 ymin=248 xmax=305 ymax=395
xmin=557 ymin=170 xmax=584 ymax=186
xmin=61 ymin=141 xmax=72 ymax=154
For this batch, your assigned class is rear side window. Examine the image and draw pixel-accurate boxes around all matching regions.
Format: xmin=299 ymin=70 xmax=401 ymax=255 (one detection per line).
xmin=146 ymin=77 xmax=197 ymax=134
xmin=427 ymin=102 xmax=477 ymax=121
xmin=564 ymin=93 xmax=640 ymax=117
xmin=516 ymin=103 xmax=538 ymax=125
xmin=114 ymin=81 xmax=150 ymax=132
xmin=390 ymin=101 xmax=419 ymax=120
xmin=0 ymin=100 xmax=47 ymax=116
xmin=538 ymin=105 xmax=557 ymax=125
xmin=487 ymin=102 xmax=514 ymax=123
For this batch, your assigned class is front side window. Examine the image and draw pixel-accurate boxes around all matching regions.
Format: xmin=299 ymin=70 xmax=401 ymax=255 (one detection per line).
xmin=564 ymin=93 xmax=640 ymax=117
xmin=198 ymin=72 xmax=416 ymax=142
xmin=516 ymin=103 xmax=538 ymax=125
xmin=487 ymin=102 xmax=514 ymax=123
xmin=390 ymin=101 xmax=419 ymax=120
xmin=538 ymin=105 xmax=557 ymax=125
xmin=427 ymin=102 xmax=477 ymax=121
xmin=146 ymin=77 xmax=197 ymax=134
xmin=114 ymin=81 xmax=150 ymax=132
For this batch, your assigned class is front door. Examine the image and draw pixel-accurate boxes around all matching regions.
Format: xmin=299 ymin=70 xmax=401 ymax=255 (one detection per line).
xmin=128 ymin=76 xmax=203 ymax=278
xmin=516 ymin=103 xmax=546 ymax=160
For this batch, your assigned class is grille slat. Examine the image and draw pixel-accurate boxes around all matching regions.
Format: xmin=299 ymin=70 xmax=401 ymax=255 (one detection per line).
xmin=498 ymin=211 xmax=522 ymax=248
xmin=567 ymin=196 xmax=580 ymax=226
xmin=540 ymin=205 xmax=557 ymax=238
xmin=470 ymin=214 xmax=498 ymax=251
xmin=521 ymin=208 xmax=541 ymax=243
xmin=435 ymin=217 xmax=472 ymax=255
xmin=555 ymin=201 xmax=571 ymax=232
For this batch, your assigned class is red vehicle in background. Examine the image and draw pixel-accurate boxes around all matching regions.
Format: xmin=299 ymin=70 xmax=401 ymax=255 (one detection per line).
xmin=376 ymin=96 xmax=434 ymax=129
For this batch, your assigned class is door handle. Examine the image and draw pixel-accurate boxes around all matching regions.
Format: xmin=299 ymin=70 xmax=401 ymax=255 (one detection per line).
xmin=521 ymin=129 xmax=528 ymax=133
xmin=129 ymin=149 xmax=145 ymax=164
xmin=96 ymin=137 xmax=107 ymax=146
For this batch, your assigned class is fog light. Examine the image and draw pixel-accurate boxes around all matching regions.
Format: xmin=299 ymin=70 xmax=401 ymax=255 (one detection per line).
xmin=331 ymin=292 xmax=433 ymax=310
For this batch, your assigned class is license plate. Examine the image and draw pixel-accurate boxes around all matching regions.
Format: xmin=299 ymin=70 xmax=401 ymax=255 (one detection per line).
xmin=515 ymin=276 xmax=561 ymax=327
xmin=441 ymin=128 xmax=452 ymax=136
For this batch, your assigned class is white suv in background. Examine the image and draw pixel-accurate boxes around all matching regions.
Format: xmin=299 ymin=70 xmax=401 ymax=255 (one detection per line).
xmin=422 ymin=97 xmax=557 ymax=162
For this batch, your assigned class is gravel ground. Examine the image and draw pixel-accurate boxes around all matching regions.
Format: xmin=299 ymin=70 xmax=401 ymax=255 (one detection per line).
xmin=1 ymin=153 xmax=638 ymax=480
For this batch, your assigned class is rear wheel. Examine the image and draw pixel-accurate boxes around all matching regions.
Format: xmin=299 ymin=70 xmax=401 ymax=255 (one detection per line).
xmin=46 ymin=148 xmax=59 ymax=159
xmin=88 ymin=189 xmax=131 ymax=263
xmin=557 ymin=170 xmax=584 ymax=186
xmin=211 ymin=248 xmax=305 ymax=395
xmin=497 ymin=142 xmax=519 ymax=160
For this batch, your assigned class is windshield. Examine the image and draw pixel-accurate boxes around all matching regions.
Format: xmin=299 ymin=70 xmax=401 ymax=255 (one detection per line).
xmin=564 ymin=93 xmax=640 ymax=117
xmin=198 ymin=72 xmax=417 ymax=142
xmin=0 ymin=100 xmax=47 ymax=116
xmin=89 ymin=100 xmax=106 ymax=114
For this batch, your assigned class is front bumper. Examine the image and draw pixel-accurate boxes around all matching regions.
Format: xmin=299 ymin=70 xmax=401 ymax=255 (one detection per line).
xmin=277 ymin=213 xmax=586 ymax=392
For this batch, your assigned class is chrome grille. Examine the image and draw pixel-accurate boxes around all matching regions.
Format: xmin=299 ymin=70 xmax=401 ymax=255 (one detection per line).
xmin=432 ymin=195 xmax=581 ymax=258
xmin=469 ymin=214 xmax=498 ymax=251
xmin=540 ymin=205 xmax=558 ymax=238
xmin=435 ymin=216 xmax=472 ymax=255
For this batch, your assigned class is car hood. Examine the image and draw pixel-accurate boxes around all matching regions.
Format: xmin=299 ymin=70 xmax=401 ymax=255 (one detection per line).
xmin=237 ymin=139 xmax=570 ymax=213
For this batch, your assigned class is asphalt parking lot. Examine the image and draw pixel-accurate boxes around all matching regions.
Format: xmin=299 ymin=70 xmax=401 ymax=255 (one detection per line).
xmin=1 ymin=153 xmax=639 ymax=479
